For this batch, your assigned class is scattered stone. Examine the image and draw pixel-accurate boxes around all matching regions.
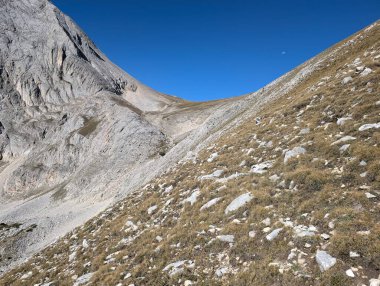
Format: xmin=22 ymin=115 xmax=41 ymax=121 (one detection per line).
xmin=82 ymin=239 xmax=89 ymax=249
xmin=216 ymin=172 xmax=247 ymax=183
xmin=263 ymin=227 xmax=271 ymax=233
xmin=199 ymin=170 xmax=224 ymax=180
xmin=249 ymin=230 xmax=256 ymax=238
xmin=342 ymin=76 xmax=353 ymax=84
xmin=125 ymin=220 xmax=138 ymax=231
xmin=331 ymin=135 xmax=356 ymax=145
xmin=20 ymin=271 xmax=33 ymax=280
xmin=215 ymin=267 xmax=230 ymax=277
xmin=200 ymin=197 xmax=222 ymax=211
xmin=284 ymin=146 xmax=306 ymax=163
xmin=207 ymin=152 xmax=218 ymax=163
xmin=277 ymin=180 xmax=286 ymax=188
xmin=353 ymin=57 xmax=361 ymax=66
xmin=356 ymin=66 xmax=365 ymax=72
xmin=124 ymin=273 xmax=132 ymax=279
xmin=321 ymin=233 xmax=330 ymax=240
xmin=359 ymin=122 xmax=380 ymax=131
xmin=315 ymin=250 xmax=336 ymax=272
xmin=282 ymin=219 xmax=294 ymax=228
xmin=293 ymin=225 xmax=317 ymax=237
xmin=147 ymin=205 xmax=158 ymax=215
xmin=217 ymin=235 xmax=235 ymax=243
xmin=359 ymin=185 xmax=371 ymax=190
xmin=269 ymin=174 xmax=280 ymax=182
xmin=370 ymin=278 xmax=380 ymax=286
xmin=182 ymin=189 xmax=201 ymax=205
xmin=266 ymin=228 xmax=283 ymax=241
xmin=349 ymin=251 xmax=360 ymax=258
xmin=164 ymin=185 xmax=174 ymax=193
xmin=360 ymin=67 xmax=372 ymax=76
xmin=232 ymin=219 xmax=241 ymax=224
xmin=69 ymin=251 xmax=76 ymax=262
xmin=337 ymin=117 xmax=352 ymax=125
xmin=346 ymin=269 xmax=355 ymax=278
xmin=287 ymin=248 xmax=297 ymax=260
xmin=163 ymin=260 xmax=193 ymax=277
xmin=299 ymin=128 xmax=310 ymax=135
xmin=225 ymin=192 xmax=254 ymax=214
xmin=73 ymin=273 xmax=94 ymax=286
xmin=365 ymin=192 xmax=377 ymax=199
xmin=357 ymin=230 xmax=371 ymax=235
xmin=339 ymin=144 xmax=350 ymax=153
xmin=262 ymin=217 xmax=271 ymax=226
xmin=251 ymin=161 xmax=274 ymax=174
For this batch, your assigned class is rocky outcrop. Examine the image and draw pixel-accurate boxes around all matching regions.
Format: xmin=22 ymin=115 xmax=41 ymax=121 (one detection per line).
xmin=0 ymin=0 xmax=178 ymax=199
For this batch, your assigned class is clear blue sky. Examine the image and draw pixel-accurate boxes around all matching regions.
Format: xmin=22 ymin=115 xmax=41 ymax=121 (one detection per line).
xmin=52 ymin=0 xmax=379 ymax=101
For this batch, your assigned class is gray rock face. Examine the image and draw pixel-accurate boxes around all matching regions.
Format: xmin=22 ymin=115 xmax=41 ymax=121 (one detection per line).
xmin=0 ymin=0 xmax=188 ymax=272
xmin=0 ymin=0 xmax=173 ymax=198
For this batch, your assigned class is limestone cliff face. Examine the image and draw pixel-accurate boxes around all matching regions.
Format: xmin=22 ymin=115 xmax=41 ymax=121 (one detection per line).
xmin=0 ymin=0 xmax=181 ymax=270
xmin=0 ymin=0 xmax=174 ymax=200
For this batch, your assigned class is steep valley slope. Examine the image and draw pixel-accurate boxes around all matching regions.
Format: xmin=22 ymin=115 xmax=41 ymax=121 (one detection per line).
xmin=0 ymin=3 xmax=379 ymax=284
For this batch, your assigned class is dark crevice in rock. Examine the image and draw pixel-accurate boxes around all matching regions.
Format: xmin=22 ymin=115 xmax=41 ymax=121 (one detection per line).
xmin=54 ymin=10 xmax=89 ymax=62
xmin=89 ymin=46 xmax=104 ymax=61
xmin=0 ymin=122 xmax=4 ymax=134
xmin=41 ymin=128 xmax=46 ymax=139
xmin=59 ymin=114 xmax=68 ymax=126
xmin=75 ymin=33 xmax=82 ymax=46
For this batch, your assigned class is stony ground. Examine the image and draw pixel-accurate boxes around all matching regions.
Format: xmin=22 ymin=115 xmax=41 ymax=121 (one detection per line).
xmin=1 ymin=17 xmax=380 ymax=286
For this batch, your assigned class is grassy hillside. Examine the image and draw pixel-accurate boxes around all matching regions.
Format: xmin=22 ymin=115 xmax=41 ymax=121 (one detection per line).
xmin=1 ymin=22 xmax=379 ymax=286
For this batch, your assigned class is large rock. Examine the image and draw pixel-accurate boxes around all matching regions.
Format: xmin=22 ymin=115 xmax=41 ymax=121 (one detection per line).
xmin=315 ymin=250 xmax=337 ymax=272
xmin=225 ymin=192 xmax=254 ymax=214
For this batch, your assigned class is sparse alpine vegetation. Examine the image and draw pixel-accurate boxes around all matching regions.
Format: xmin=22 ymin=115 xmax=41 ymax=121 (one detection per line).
xmin=1 ymin=20 xmax=379 ymax=286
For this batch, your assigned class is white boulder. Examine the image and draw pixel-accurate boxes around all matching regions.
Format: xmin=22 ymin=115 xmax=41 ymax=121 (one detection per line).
xmin=315 ymin=250 xmax=336 ymax=272
xmin=200 ymin=197 xmax=222 ymax=211
xmin=284 ymin=147 xmax=306 ymax=163
xmin=199 ymin=170 xmax=224 ymax=180
xmin=224 ymin=193 xmax=254 ymax=214
xmin=342 ymin=76 xmax=353 ymax=84
xmin=266 ymin=228 xmax=283 ymax=241
xmin=182 ymin=189 xmax=201 ymax=205
xmin=359 ymin=122 xmax=380 ymax=131
xmin=216 ymin=235 xmax=235 ymax=243
xmin=251 ymin=161 xmax=274 ymax=174
xmin=360 ymin=67 xmax=372 ymax=76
